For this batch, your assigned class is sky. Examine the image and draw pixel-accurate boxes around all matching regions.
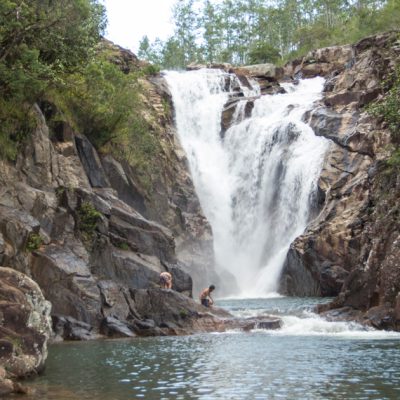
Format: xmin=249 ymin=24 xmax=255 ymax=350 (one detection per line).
xmin=102 ymin=0 xmax=176 ymax=53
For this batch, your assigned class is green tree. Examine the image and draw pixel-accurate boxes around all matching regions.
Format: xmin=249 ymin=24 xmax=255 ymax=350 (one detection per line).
xmin=201 ymin=0 xmax=223 ymax=63
xmin=162 ymin=37 xmax=186 ymax=69
xmin=61 ymin=59 xmax=140 ymax=147
xmin=145 ymin=0 xmax=399 ymax=68
xmin=0 ymin=0 xmax=106 ymax=161
xmin=248 ymin=43 xmax=281 ymax=64
xmin=172 ymin=0 xmax=200 ymax=65
xmin=138 ymin=35 xmax=165 ymax=66
xmin=0 ymin=0 xmax=106 ymax=101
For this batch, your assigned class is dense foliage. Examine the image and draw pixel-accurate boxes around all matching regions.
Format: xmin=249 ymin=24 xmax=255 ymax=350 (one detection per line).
xmin=369 ymin=66 xmax=400 ymax=139
xmin=0 ymin=0 xmax=106 ymax=101
xmin=0 ymin=0 xmax=159 ymax=184
xmin=139 ymin=0 xmax=400 ymax=68
xmin=0 ymin=0 xmax=106 ymax=159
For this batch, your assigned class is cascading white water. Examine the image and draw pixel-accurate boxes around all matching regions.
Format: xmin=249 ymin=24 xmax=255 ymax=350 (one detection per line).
xmin=165 ymin=69 xmax=330 ymax=297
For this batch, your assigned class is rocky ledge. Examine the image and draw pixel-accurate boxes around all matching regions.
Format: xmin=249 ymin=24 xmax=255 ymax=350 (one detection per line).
xmin=128 ymin=288 xmax=282 ymax=336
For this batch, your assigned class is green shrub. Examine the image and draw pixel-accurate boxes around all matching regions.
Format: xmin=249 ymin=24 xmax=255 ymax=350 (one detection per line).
xmin=26 ymin=233 xmax=43 ymax=252
xmin=142 ymin=64 xmax=161 ymax=76
xmin=387 ymin=148 xmax=400 ymax=168
xmin=369 ymin=66 xmax=400 ymax=139
xmin=0 ymin=100 xmax=36 ymax=161
xmin=116 ymin=242 xmax=130 ymax=251
xmin=369 ymin=66 xmax=400 ymax=167
xmin=77 ymin=201 xmax=102 ymax=238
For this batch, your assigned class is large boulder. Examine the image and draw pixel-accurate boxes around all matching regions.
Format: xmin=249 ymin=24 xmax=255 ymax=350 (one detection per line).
xmin=129 ymin=288 xmax=282 ymax=336
xmin=0 ymin=267 xmax=52 ymax=396
xmin=235 ymin=63 xmax=284 ymax=80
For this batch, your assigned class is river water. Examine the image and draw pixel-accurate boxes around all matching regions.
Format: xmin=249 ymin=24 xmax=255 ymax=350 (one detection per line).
xmin=26 ymin=297 xmax=400 ymax=400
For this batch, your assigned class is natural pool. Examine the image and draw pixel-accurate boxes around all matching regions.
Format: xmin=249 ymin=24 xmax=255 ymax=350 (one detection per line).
xmin=24 ymin=298 xmax=400 ymax=400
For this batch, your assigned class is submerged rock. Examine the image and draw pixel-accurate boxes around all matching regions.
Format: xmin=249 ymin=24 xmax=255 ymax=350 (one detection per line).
xmin=227 ymin=317 xmax=283 ymax=332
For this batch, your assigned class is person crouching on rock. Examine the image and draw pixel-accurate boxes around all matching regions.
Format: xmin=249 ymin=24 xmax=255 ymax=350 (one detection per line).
xmin=159 ymin=271 xmax=172 ymax=289
xmin=200 ymin=285 xmax=215 ymax=307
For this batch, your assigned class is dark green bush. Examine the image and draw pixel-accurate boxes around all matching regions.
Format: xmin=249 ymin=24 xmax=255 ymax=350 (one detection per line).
xmin=0 ymin=0 xmax=106 ymax=102
xmin=26 ymin=233 xmax=43 ymax=252
xmin=369 ymin=66 xmax=400 ymax=139
xmin=369 ymin=66 xmax=400 ymax=167
xmin=77 ymin=201 xmax=102 ymax=238
xmin=0 ymin=101 xmax=36 ymax=161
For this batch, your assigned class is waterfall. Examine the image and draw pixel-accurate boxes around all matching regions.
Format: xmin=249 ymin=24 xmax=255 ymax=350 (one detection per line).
xmin=165 ymin=69 xmax=329 ymax=297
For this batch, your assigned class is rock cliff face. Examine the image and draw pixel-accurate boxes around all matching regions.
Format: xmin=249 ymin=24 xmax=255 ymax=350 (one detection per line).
xmin=0 ymin=42 xmax=213 ymax=352
xmin=278 ymin=31 xmax=400 ymax=329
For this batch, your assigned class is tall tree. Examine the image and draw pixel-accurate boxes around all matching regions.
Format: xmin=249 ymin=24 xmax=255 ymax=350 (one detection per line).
xmin=172 ymin=0 xmax=200 ymax=64
xmin=139 ymin=0 xmax=398 ymax=69
xmin=201 ymin=0 xmax=223 ymax=63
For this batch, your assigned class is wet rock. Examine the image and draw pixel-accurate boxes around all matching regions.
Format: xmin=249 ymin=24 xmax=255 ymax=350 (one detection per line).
xmin=164 ymin=262 xmax=193 ymax=296
xmin=100 ymin=317 xmax=136 ymax=338
xmin=130 ymin=288 xmax=230 ymax=335
xmin=221 ymin=97 xmax=257 ymax=137
xmin=279 ymin=245 xmax=323 ymax=297
xmin=52 ymin=316 xmax=100 ymax=341
xmin=258 ymin=79 xmax=286 ymax=95
xmin=128 ymin=288 xmax=283 ymax=336
xmin=231 ymin=318 xmax=283 ymax=331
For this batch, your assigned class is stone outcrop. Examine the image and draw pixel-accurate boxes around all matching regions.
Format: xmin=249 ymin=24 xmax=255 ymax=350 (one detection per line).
xmin=279 ymin=31 xmax=400 ymax=328
xmin=284 ymin=44 xmax=353 ymax=79
xmin=130 ymin=288 xmax=282 ymax=336
xmin=234 ymin=63 xmax=285 ymax=96
xmin=187 ymin=62 xmax=232 ymax=72
xmin=0 ymin=267 xmax=52 ymax=396
xmin=235 ymin=63 xmax=284 ymax=80
xmin=219 ymin=64 xmax=285 ymax=138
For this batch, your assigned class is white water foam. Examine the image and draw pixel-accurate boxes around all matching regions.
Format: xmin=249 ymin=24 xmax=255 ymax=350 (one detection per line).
xmin=165 ymin=70 xmax=329 ymax=297
xmin=270 ymin=312 xmax=400 ymax=339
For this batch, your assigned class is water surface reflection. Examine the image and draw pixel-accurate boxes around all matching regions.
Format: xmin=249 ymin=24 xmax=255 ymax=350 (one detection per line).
xmin=25 ymin=298 xmax=400 ymax=400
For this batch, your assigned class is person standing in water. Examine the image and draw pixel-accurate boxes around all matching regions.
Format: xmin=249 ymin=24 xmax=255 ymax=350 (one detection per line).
xmin=199 ymin=285 xmax=215 ymax=307
xmin=159 ymin=271 xmax=172 ymax=289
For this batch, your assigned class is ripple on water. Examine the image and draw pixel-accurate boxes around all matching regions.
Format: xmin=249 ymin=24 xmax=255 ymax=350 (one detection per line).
xmin=26 ymin=298 xmax=400 ymax=400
